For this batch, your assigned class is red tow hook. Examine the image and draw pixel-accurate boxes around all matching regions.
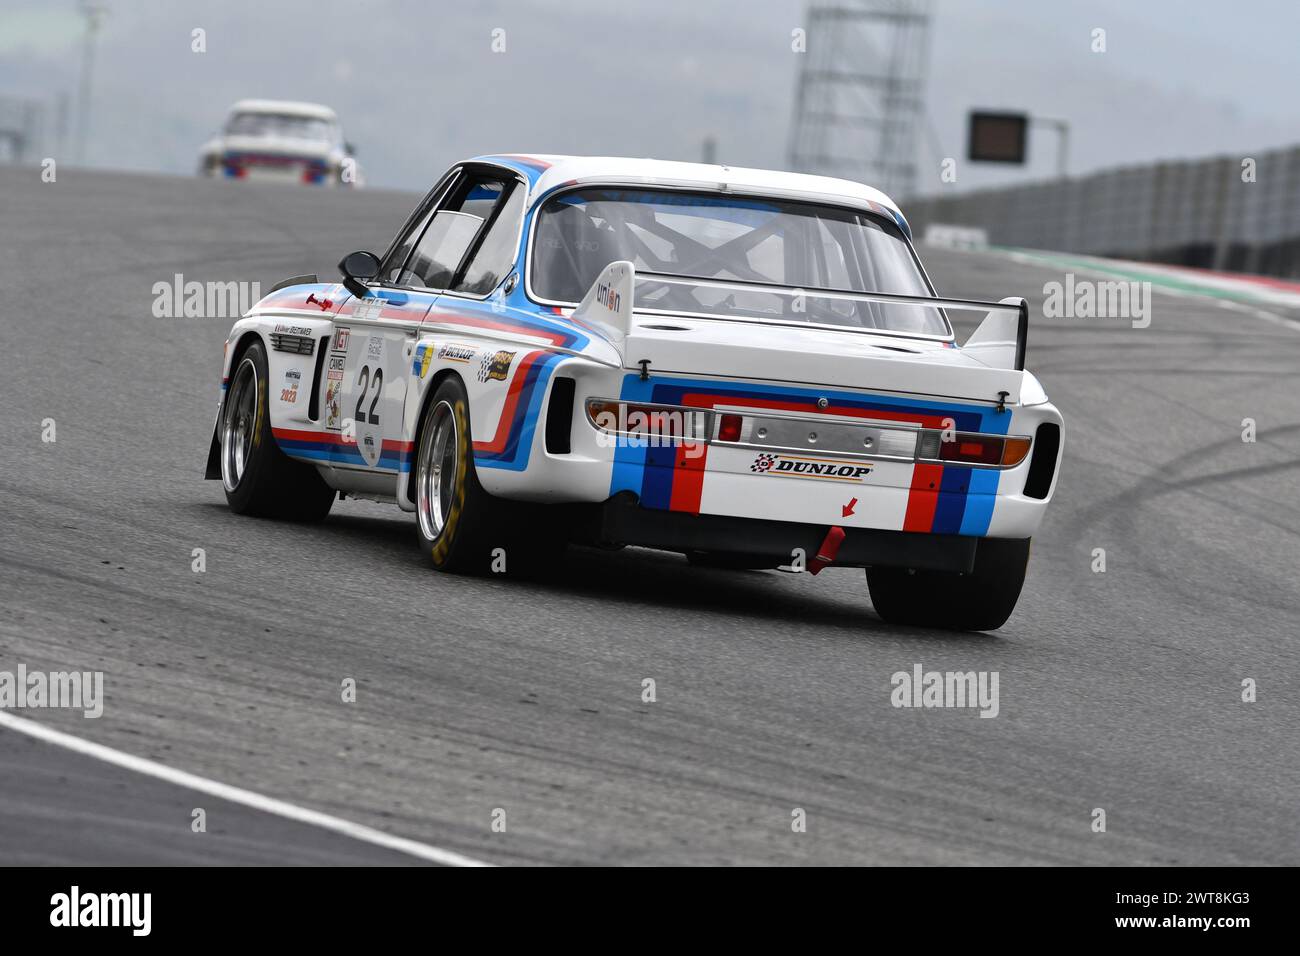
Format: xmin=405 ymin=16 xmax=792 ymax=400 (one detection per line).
xmin=807 ymin=525 xmax=846 ymax=575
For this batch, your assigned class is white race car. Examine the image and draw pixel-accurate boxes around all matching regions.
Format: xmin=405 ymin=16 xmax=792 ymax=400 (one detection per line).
xmin=198 ymin=99 xmax=361 ymax=186
xmin=205 ymin=155 xmax=1063 ymax=630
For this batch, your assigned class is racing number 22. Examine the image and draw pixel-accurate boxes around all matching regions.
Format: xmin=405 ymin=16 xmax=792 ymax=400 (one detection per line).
xmin=354 ymin=365 xmax=382 ymax=425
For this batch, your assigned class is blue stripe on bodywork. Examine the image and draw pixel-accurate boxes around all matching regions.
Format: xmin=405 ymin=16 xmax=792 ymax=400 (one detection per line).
xmin=277 ymin=440 xmax=408 ymax=472
xmin=608 ymin=376 xmax=657 ymax=495
xmin=958 ymin=468 xmax=1002 ymax=536
xmin=932 ymin=465 xmax=971 ymax=534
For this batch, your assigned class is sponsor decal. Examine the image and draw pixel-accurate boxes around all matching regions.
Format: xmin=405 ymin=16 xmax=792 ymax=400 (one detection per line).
xmin=749 ymin=453 xmax=873 ymax=482
xmin=324 ymin=376 xmax=343 ymax=429
xmin=437 ymin=343 xmax=476 ymax=364
xmin=325 ymin=330 xmax=350 ymax=431
xmin=351 ymin=296 xmax=386 ymax=321
xmin=366 ymin=335 xmax=383 ymax=360
xmin=596 ymin=280 xmax=621 ymax=312
xmin=273 ymin=323 xmax=313 ymax=336
xmin=280 ymin=367 xmax=302 ymax=403
xmin=412 ymin=342 xmax=434 ymax=379
xmin=477 ymin=349 xmax=515 ymax=383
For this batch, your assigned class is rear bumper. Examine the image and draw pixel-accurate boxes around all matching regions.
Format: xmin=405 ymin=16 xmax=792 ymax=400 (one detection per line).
xmin=588 ymin=492 xmax=979 ymax=573
xmin=478 ymin=362 xmax=1063 ymax=543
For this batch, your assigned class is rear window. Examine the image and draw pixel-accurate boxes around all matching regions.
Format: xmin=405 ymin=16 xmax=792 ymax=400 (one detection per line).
xmin=530 ymin=188 xmax=947 ymax=336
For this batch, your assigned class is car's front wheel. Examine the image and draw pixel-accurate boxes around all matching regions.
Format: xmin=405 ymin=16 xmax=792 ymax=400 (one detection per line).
xmin=866 ymin=537 xmax=1031 ymax=631
xmin=221 ymin=339 xmax=334 ymax=521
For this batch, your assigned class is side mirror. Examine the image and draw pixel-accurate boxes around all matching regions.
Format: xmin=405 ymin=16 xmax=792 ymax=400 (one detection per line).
xmin=339 ymin=250 xmax=380 ymax=298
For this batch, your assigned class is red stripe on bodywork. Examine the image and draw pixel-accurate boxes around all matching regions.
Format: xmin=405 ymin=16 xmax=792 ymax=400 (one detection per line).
xmin=428 ymin=309 xmax=571 ymax=348
xmin=668 ymin=443 xmax=708 ymax=514
xmin=903 ymin=462 xmax=944 ymax=532
xmin=272 ymin=427 xmax=411 ymax=452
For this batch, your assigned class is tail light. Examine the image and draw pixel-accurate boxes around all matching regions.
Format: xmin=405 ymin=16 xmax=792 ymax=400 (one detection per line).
xmin=939 ymin=436 xmax=1002 ymax=465
xmin=585 ymin=400 xmax=710 ymax=443
xmin=920 ymin=430 xmax=1033 ymax=467
xmin=1001 ymin=437 xmax=1032 ymax=467
xmin=717 ymin=414 xmax=743 ymax=443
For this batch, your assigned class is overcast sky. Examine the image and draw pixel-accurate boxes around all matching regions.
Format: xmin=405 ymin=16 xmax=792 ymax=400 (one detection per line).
xmin=2 ymin=0 xmax=1297 ymax=197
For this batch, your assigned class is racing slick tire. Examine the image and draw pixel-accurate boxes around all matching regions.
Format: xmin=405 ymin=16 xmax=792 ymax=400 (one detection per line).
xmin=414 ymin=377 xmax=497 ymax=573
xmin=866 ymin=537 xmax=1031 ymax=631
xmin=220 ymin=339 xmax=334 ymax=521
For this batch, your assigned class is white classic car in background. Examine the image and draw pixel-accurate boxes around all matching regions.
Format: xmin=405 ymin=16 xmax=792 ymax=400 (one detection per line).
xmin=198 ymin=99 xmax=362 ymax=186
xmin=205 ymin=155 xmax=1063 ymax=630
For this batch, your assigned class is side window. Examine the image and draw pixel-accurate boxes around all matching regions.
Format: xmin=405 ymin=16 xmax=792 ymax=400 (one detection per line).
xmin=383 ymin=203 xmax=436 ymax=284
xmin=455 ymin=185 xmax=525 ymax=295
xmin=402 ymin=175 xmax=510 ymax=290
xmin=381 ymin=171 xmax=460 ymax=284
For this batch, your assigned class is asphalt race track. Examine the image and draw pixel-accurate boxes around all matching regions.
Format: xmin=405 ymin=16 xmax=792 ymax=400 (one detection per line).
xmin=1 ymin=167 xmax=1297 ymax=865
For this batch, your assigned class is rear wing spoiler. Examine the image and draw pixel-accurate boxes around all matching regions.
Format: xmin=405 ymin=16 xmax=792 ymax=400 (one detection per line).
xmin=571 ymin=261 xmax=1030 ymax=371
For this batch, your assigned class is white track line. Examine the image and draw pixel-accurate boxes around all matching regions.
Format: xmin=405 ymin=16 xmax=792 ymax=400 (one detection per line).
xmin=0 ymin=711 xmax=492 ymax=867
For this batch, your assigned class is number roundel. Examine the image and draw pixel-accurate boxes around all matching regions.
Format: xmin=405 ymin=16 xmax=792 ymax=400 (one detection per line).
xmin=353 ymin=365 xmax=383 ymax=426
xmin=352 ymin=360 xmax=384 ymax=467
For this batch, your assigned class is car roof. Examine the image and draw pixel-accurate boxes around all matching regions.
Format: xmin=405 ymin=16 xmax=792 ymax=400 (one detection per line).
xmin=471 ymin=153 xmax=909 ymax=233
xmin=228 ymin=99 xmax=338 ymax=121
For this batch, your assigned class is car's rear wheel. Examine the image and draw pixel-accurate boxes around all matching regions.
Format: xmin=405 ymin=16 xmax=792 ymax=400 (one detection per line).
xmin=221 ymin=339 xmax=334 ymax=521
xmin=414 ymin=378 xmax=568 ymax=576
xmin=415 ymin=378 xmax=495 ymax=573
xmin=866 ymin=537 xmax=1031 ymax=631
